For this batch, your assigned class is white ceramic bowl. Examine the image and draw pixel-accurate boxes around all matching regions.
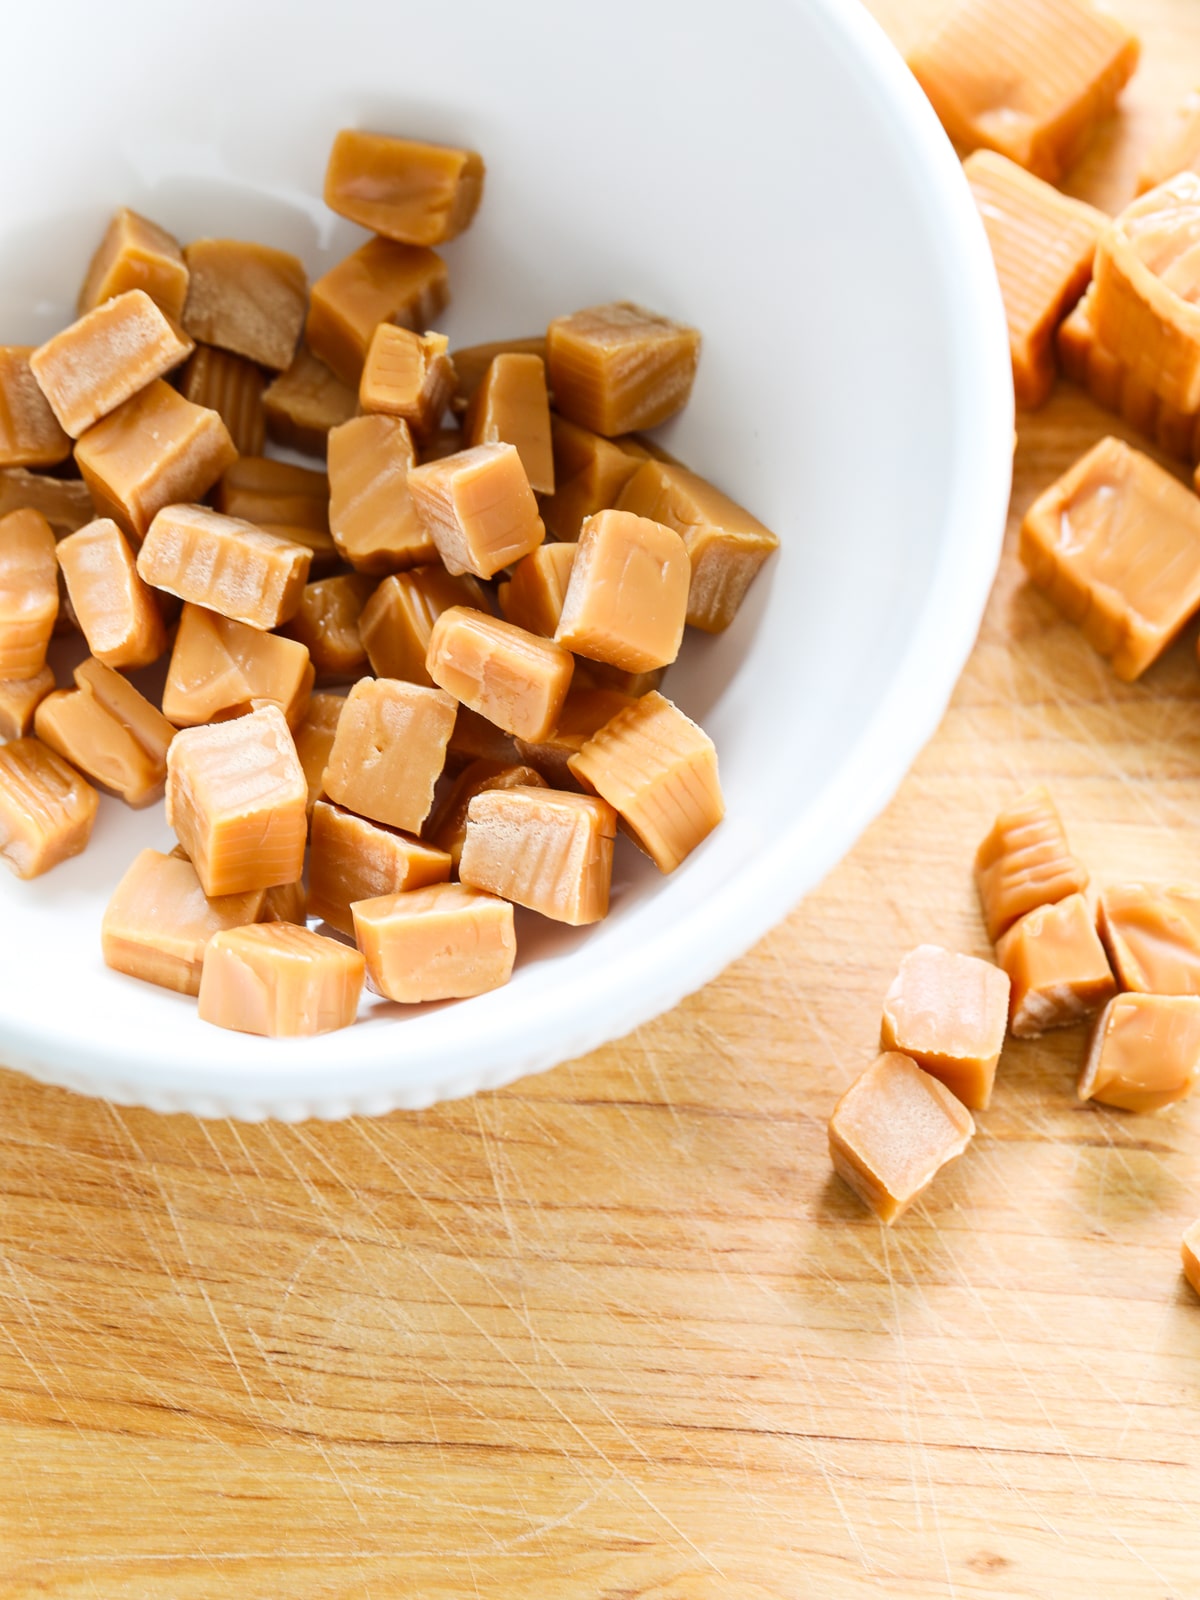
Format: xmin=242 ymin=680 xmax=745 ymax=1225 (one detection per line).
xmin=0 ymin=0 xmax=1012 ymax=1119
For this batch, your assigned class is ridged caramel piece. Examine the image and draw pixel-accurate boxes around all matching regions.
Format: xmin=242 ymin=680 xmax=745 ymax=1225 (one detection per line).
xmin=138 ymin=504 xmax=310 ymax=629
xmin=546 ymin=303 xmax=701 ymax=437
xmin=163 ymin=604 xmax=312 ymax=727
xmin=198 ymin=922 xmax=364 ymax=1038
xmin=183 ymin=239 xmax=307 ymax=372
xmin=216 ymin=456 xmax=328 ymax=531
xmin=1184 ymin=1220 xmax=1200 ymax=1298
xmin=0 ymin=663 xmax=54 ymax=739
xmin=464 ymin=353 xmax=554 ymax=493
xmin=323 ymin=676 xmax=455 ymax=833
xmin=460 ymin=786 xmax=615 ymax=925
xmin=35 ymin=656 xmax=174 ymax=807
xmin=359 ymin=324 xmax=456 ymax=438
xmin=282 ymin=573 xmax=373 ymax=682
xmin=0 ymin=468 xmax=93 ymax=535
xmin=78 ymin=207 xmax=188 ymax=320
xmin=1139 ymin=91 xmax=1200 ymax=196
xmin=56 ymin=517 xmax=166 ymax=669
xmin=30 ymin=290 xmax=192 ymax=438
xmin=325 ymin=130 xmax=485 ymax=247
xmin=880 ymin=945 xmax=1011 ymax=1112
xmin=426 ymin=759 xmax=547 ymax=867
xmin=166 ymin=702 xmax=307 ymax=897
xmin=427 ymin=606 xmax=573 ymax=743
xmin=408 ymin=442 xmax=545 ymax=579
xmin=555 ymin=509 xmax=689 ymax=672
xmin=498 ymin=542 xmax=576 ymax=637
xmin=568 ymin=691 xmax=723 ymax=873
xmin=0 ymin=736 xmax=98 ymax=878
xmin=447 ymin=705 xmax=519 ymax=771
xmin=994 ymin=893 xmax=1115 ymax=1038
xmin=179 ymin=345 xmax=265 ymax=456
xmin=514 ymin=687 xmax=634 ymax=788
xmin=1020 ymin=436 xmax=1200 ymax=680
xmin=975 ymin=786 xmax=1088 ymax=942
xmin=907 ymin=0 xmax=1140 ymax=183
xmin=328 ymin=413 xmax=436 ymax=574
xmin=451 ymin=337 xmax=546 ymax=414
xmin=358 ymin=565 xmax=486 ymax=685
xmin=262 ymin=344 xmax=357 ymax=456
xmin=828 ymin=1052 xmax=975 ymax=1226
xmin=306 ymin=238 xmax=449 ymax=386
xmin=353 ymin=882 xmax=515 ymax=1004
xmin=0 ymin=347 xmax=71 ymax=468
xmin=1079 ymin=993 xmax=1200 ymax=1112
xmin=0 ymin=507 xmax=58 ymax=678
xmin=309 ymin=798 xmax=450 ymax=936
xmin=74 ymin=379 xmax=237 ymax=541
xmin=1098 ymin=882 xmax=1200 ymax=994
xmin=293 ymin=691 xmax=345 ymax=815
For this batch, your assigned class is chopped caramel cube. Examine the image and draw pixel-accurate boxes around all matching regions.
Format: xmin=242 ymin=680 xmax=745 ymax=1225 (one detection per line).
xmin=407 ymin=442 xmax=545 ymax=579
xmin=293 ymin=690 xmax=345 ymax=816
xmin=262 ymin=343 xmax=357 ymax=456
xmin=163 ymin=604 xmax=312 ymax=727
xmin=0 ymin=664 xmax=54 ymax=739
xmin=1139 ymin=90 xmax=1200 ymax=196
xmin=880 ymin=945 xmax=1010 ymax=1112
xmin=448 ymin=705 xmax=519 ymax=771
xmin=555 ymin=509 xmax=689 ymax=672
xmin=198 ymin=922 xmax=364 ymax=1037
xmin=358 ymin=564 xmax=487 ymax=684
xmin=514 ymin=686 xmax=634 ymax=787
xmin=0 ymin=507 xmax=58 ymax=678
xmin=460 ymin=786 xmax=615 ymax=925
xmin=546 ymin=303 xmax=701 ymax=436
xmin=74 ymin=379 xmax=237 ymax=542
xmin=464 ymin=353 xmax=554 ymax=493
xmin=138 ymin=504 xmax=310 ymax=630
xmin=306 ymin=237 xmax=449 ymax=386
xmin=353 ymin=882 xmax=515 ymax=1003
xmin=359 ymin=324 xmax=456 ymax=439
xmin=0 ymin=736 xmax=98 ymax=878
xmin=78 ymin=207 xmax=189 ymax=320
xmin=994 ymin=893 xmax=1116 ymax=1037
xmin=179 ymin=345 xmax=266 ymax=456
xmin=36 ymin=655 xmax=174 ymax=807
xmin=0 ymin=347 xmax=71 ymax=468
xmin=215 ymin=456 xmax=329 ymax=534
xmin=182 ymin=238 xmax=306 ymax=372
xmin=451 ymin=336 xmax=546 ymax=414
xmin=328 ymin=413 xmax=436 ymax=573
xmin=975 ymin=785 xmax=1088 ymax=942
xmin=325 ymin=130 xmax=485 ymax=247
xmin=1183 ymin=1220 xmax=1200 ymax=1298
xmin=281 ymin=573 xmax=373 ymax=682
xmin=323 ymin=676 xmax=455 ymax=833
xmin=568 ymin=691 xmax=722 ymax=873
xmin=907 ymin=0 xmax=1140 ymax=183
xmin=540 ymin=416 xmax=641 ymax=541
xmin=309 ymin=798 xmax=450 ymax=936
xmin=1098 ymin=882 xmax=1200 ymax=994
xmin=426 ymin=759 xmax=547 ymax=867
xmin=498 ymin=542 xmax=576 ymax=637
xmin=0 ymin=468 xmax=93 ymax=536
xmin=1080 ymin=993 xmax=1200 ymax=1112
xmin=828 ymin=1052 xmax=976 ymax=1226
xmin=56 ymin=517 xmax=166 ymax=669
xmin=427 ymin=606 xmax=573 ymax=742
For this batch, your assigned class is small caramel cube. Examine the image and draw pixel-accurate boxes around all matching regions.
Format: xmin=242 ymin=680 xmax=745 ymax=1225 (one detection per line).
xmin=78 ymin=207 xmax=189 ymax=320
xmin=0 ymin=348 xmax=71 ymax=468
xmin=56 ymin=517 xmax=166 ymax=669
xmin=309 ymin=798 xmax=450 ymax=936
xmin=907 ymin=0 xmax=1140 ymax=183
xmin=162 ymin=604 xmax=312 ymax=727
xmin=74 ymin=379 xmax=237 ymax=541
xmin=35 ymin=655 xmax=174 ymax=807
xmin=325 ymin=130 xmax=485 ymax=247
xmin=0 ymin=736 xmax=98 ymax=878
xmin=306 ymin=237 xmax=449 ymax=386
xmin=1079 ymin=993 xmax=1200 ymax=1112
xmin=138 ymin=504 xmax=310 ymax=630
xmin=975 ymin=785 xmax=1089 ymax=942
xmin=182 ymin=238 xmax=306 ymax=372
xmin=426 ymin=606 xmax=573 ymax=743
xmin=514 ymin=686 xmax=634 ymax=788
xmin=546 ymin=303 xmax=701 ymax=436
xmin=407 ymin=442 xmax=545 ymax=579
xmin=555 ymin=509 xmax=689 ymax=672
xmin=1183 ymin=1220 xmax=1200 ymax=1299
xmin=1139 ymin=91 xmax=1200 ymax=196
xmin=0 ymin=469 xmax=93 ymax=536
xmin=357 ymin=565 xmax=486 ymax=686
xmin=328 ymin=413 xmax=436 ymax=574
xmin=464 ymin=353 xmax=554 ymax=493
xmin=451 ymin=336 xmax=546 ymax=414
xmin=828 ymin=1052 xmax=976 ymax=1226
xmin=215 ymin=457 xmax=329 ymax=534
xmin=498 ymin=542 xmax=577 ymax=637
xmin=165 ymin=703 xmax=307 ymax=897
xmin=447 ymin=705 xmax=520 ymax=771
xmin=880 ymin=945 xmax=1011 ymax=1112
xmin=293 ymin=690 xmax=345 ymax=816
xmin=353 ymin=883 xmax=515 ymax=1003
xmin=1098 ymin=882 xmax=1200 ymax=994
xmin=359 ymin=324 xmax=456 ymax=439
xmin=426 ymin=759 xmax=547 ymax=867
xmin=568 ymin=691 xmax=722 ymax=873
xmin=262 ymin=344 xmax=357 ymax=456
xmin=198 ymin=922 xmax=364 ymax=1038
xmin=323 ymin=676 xmax=456 ymax=833
xmin=460 ymin=786 xmax=615 ymax=926
xmin=541 ymin=416 xmax=643 ymax=542
xmin=0 ymin=507 xmax=58 ymax=678
xmin=282 ymin=573 xmax=373 ymax=682
xmin=0 ymin=664 xmax=54 ymax=740
xmin=994 ymin=894 xmax=1116 ymax=1038
xmin=179 ymin=345 xmax=266 ymax=456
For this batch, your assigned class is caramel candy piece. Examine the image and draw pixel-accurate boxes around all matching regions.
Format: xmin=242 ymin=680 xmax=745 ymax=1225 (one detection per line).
xmin=828 ymin=1052 xmax=975 ymax=1226
xmin=328 ymin=413 xmax=436 ymax=573
xmin=1139 ymin=91 xmax=1200 ymax=195
xmin=282 ymin=573 xmax=373 ymax=682
xmin=199 ymin=922 xmax=364 ymax=1038
xmin=325 ymin=130 xmax=485 ymax=247
xmin=498 ymin=542 xmax=576 ymax=637
xmin=353 ymin=882 xmax=515 ymax=1004
xmin=448 ymin=704 xmax=519 ymax=771
xmin=0 ymin=664 xmax=54 ymax=739
xmin=323 ymin=676 xmax=455 ymax=833
xmin=163 ymin=604 xmax=312 ymax=727
xmin=464 ymin=353 xmax=554 ymax=493
xmin=0 ymin=507 xmax=58 ymax=678
xmin=359 ymin=324 xmax=456 ymax=439
xmin=426 ymin=759 xmax=547 ymax=867
xmin=451 ymin=336 xmax=546 ymax=414
xmin=179 ymin=345 xmax=265 ymax=456
xmin=75 ymin=379 xmax=237 ymax=541
xmin=309 ymin=798 xmax=450 ymax=936
xmin=427 ymin=606 xmax=573 ymax=743
xmin=1079 ymin=993 xmax=1200 ymax=1112
xmin=1020 ymin=437 xmax=1200 ymax=680
xmin=546 ymin=303 xmax=701 ymax=437
xmin=56 ymin=517 xmax=166 ymax=669
xmin=514 ymin=686 xmax=634 ymax=788
xmin=182 ymin=238 xmax=306 ymax=372
xmin=408 ymin=442 xmax=545 ymax=579
xmin=1098 ymin=882 xmax=1200 ymax=994
xmin=994 ymin=893 xmax=1116 ymax=1038
xmin=216 ymin=457 xmax=329 ymax=534
xmin=138 ymin=504 xmax=310 ymax=630
xmin=0 ymin=348 xmax=71 ymax=468
xmin=358 ymin=564 xmax=486 ymax=685
xmin=79 ymin=207 xmax=188 ymax=320
xmin=306 ymin=238 xmax=449 ymax=386
xmin=881 ymin=945 xmax=1010 ymax=1112
xmin=293 ymin=691 xmax=344 ymax=815
xmin=555 ymin=509 xmax=689 ymax=672
xmin=262 ymin=344 xmax=357 ymax=456
xmin=0 ymin=468 xmax=93 ymax=536
xmin=262 ymin=877 xmax=306 ymax=926
xmin=974 ymin=786 xmax=1087 ymax=943
xmin=460 ymin=786 xmax=616 ymax=925
xmin=1183 ymin=1220 xmax=1200 ymax=1299
xmin=0 ymin=736 xmax=98 ymax=878
xmin=35 ymin=656 xmax=174 ymax=807
xmin=907 ymin=0 xmax=1140 ymax=183
xmin=568 ymin=691 xmax=722 ymax=873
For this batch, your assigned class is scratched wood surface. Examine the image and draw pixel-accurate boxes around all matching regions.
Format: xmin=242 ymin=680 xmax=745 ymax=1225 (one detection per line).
xmin=4 ymin=3 xmax=1200 ymax=1595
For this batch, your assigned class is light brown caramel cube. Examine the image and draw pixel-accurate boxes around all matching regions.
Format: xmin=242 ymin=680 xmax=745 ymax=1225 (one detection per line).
xmin=199 ymin=922 xmax=364 ymax=1038
xmin=293 ymin=691 xmax=345 ymax=816
xmin=323 ymin=676 xmax=455 ymax=833
xmin=282 ymin=573 xmax=373 ymax=682
xmin=546 ymin=303 xmax=701 ymax=436
xmin=358 ymin=565 xmax=488 ymax=685
xmin=353 ymin=883 xmax=515 ymax=1003
xmin=514 ymin=686 xmax=634 ymax=787
xmin=78 ymin=207 xmax=189 ymax=320
xmin=0 ymin=507 xmax=58 ymax=678
xmin=74 ymin=379 xmax=237 ymax=541
xmin=306 ymin=237 xmax=449 ymax=386
xmin=359 ymin=324 xmax=456 ymax=439
xmin=881 ymin=945 xmax=1011 ymax=1112
xmin=325 ymin=130 xmax=485 ymax=246
xmin=464 ymin=353 xmax=554 ymax=493
xmin=216 ymin=457 xmax=329 ymax=534
xmin=56 ymin=517 xmax=166 ymax=669
xmin=262 ymin=344 xmax=357 ymax=456
xmin=427 ymin=759 xmax=547 ymax=867
xmin=447 ymin=705 xmax=520 ymax=771
xmin=451 ymin=336 xmax=546 ymax=414
xmin=426 ymin=606 xmax=573 ymax=743
xmin=460 ymin=786 xmax=615 ymax=925
xmin=1098 ymin=882 xmax=1200 ymax=994
xmin=309 ymin=798 xmax=450 ymax=936
xmin=328 ymin=413 xmax=436 ymax=573
xmin=975 ymin=786 xmax=1089 ymax=941
xmin=555 ymin=509 xmax=689 ymax=672
xmin=828 ymin=1052 xmax=976 ymax=1226
xmin=31 ymin=289 xmax=192 ymax=438
xmin=138 ymin=504 xmax=310 ymax=630
xmin=0 ymin=347 xmax=71 ymax=468
xmin=994 ymin=893 xmax=1116 ymax=1038
xmin=0 ymin=664 xmax=54 ymax=739
xmin=179 ymin=345 xmax=266 ymax=456
xmin=162 ymin=604 xmax=312 ymax=727
xmin=1139 ymin=91 xmax=1200 ymax=195
xmin=182 ymin=238 xmax=306 ymax=372
xmin=36 ymin=655 xmax=174 ymax=807
xmin=1080 ymin=993 xmax=1200 ymax=1112
xmin=1184 ymin=1220 xmax=1200 ymax=1298
xmin=0 ymin=736 xmax=98 ymax=878
xmin=568 ymin=691 xmax=723 ymax=873
xmin=542 ymin=417 xmax=642 ymax=542
xmin=165 ymin=703 xmax=307 ymax=897
xmin=0 ymin=469 xmax=93 ymax=536
xmin=499 ymin=543 xmax=576 ymax=637
xmin=407 ymin=442 xmax=545 ymax=579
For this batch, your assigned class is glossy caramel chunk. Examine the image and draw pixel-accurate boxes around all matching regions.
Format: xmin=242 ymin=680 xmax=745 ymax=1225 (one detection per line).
xmin=427 ymin=606 xmax=573 ymax=743
xmin=555 ymin=509 xmax=689 ymax=672
xmin=216 ymin=457 xmax=329 ymax=533
xmin=1080 ymin=993 xmax=1200 ymax=1112
xmin=282 ymin=573 xmax=373 ymax=682
xmin=36 ymin=656 xmax=174 ymax=807
xmin=881 ymin=945 xmax=1010 ymax=1112
xmin=408 ymin=442 xmax=544 ymax=579
xmin=359 ymin=324 xmax=456 ymax=438
xmin=995 ymin=893 xmax=1115 ymax=1038
xmin=138 ymin=504 xmax=310 ymax=629
xmin=451 ymin=336 xmax=546 ymax=414
xmin=499 ymin=542 xmax=576 ymax=637
xmin=163 ymin=604 xmax=312 ymax=727
xmin=828 ymin=1053 xmax=975 ymax=1226
xmin=358 ymin=565 xmax=486 ymax=685
xmin=262 ymin=344 xmax=357 ymax=455
xmin=183 ymin=238 xmax=306 ymax=372
xmin=975 ymin=786 xmax=1088 ymax=942
xmin=325 ymin=130 xmax=485 ymax=246
xmin=0 ymin=664 xmax=54 ymax=739
xmin=464 ymin=353 xmax=554 ymax=493
xmin=514 ymin=686 xmax=634 ymax=788
xmin=0 ymin=469 xmax=92 ymax=536
xmin=56 ymin=517 xmax=166 ymax=669
xmin=328 ymin=413 xmax=435 ymax=573
xmin=546 ymin=303 xmax=700 ymax=436
xmin=309 ymin=799 xmax=450 ymax=936
xmin=353 ymin=883 xmax=515 ymax=1004
xmin=306 ymin=237 xmax=449 ymax=386
xmin=1139 ymin=91 xmax=1200 ymax=195
xmin=0 ymin=347 xmax=71 ymax=468
xmin=426 ymin=759 xmax=547 ymax=867
xmin=0 ymin=736 xmax=98 ymax=878
xmin=293 ymin=691 xmax=344 ymax=815
xmin=0 ymin=508 xmax=58 ymax=678
xmin=180 ymin=345 xmax=265 ymax=456
xmin=78 ymin=207 xmax=188 ymax=319
xmin=323 ymin=676 xmax=455 ymax=833
xmin=1183 ymin=1219 xmax=1200 ymax=1298
xmin=1098 ymin=882 xmax=1200 ymax=994
xmin=460 ymin=786 xmax=615 ymax=925
xmin=198 ymin=922 xmax=364 ymax=1038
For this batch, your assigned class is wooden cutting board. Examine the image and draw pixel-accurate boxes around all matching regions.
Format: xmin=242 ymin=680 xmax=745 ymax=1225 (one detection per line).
xmin=3 ymin=3 xmax=1200 ymax=1594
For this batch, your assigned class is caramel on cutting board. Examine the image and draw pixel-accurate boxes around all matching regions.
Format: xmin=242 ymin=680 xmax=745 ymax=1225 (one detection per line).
xmin=546 ymin=302 xmax=700 ymax=436
xmin=56 ymin=517 xmax=166 ymax=670
xmin=0 ymin=737 xmax=98 ymax=879
xmin=282 ymin=573 xmax=373 ymax=682
xmin=262 ymin=344 xmax=358 ymax=456
xmin=0 ymin=347 xmax=71 ymax=469
xmin=1098 ymin=882 xmax=1200 ymax=994
xmin=541 ymin=415 xmax=643 ymax=542
xmin=498 ymin=542 xmax=577 ymax=637
xmin=308 ymin=798 xmax=450 ymax=936
xmin=1139 ymin=89 xmax=1200 ymax=195
xmin=460 ymin=785 xmax=616 ymax=926
xmin=322 ymin=676 xmax=456 ymax=834
xmin=306 ymin=237 xmax=449 ymax=386
xmin=407 ymin=441 xmax=545 ymax=579
xmin=138 ymin=504 xmax=310 ymax=630
xmin=78 ymin=207 xmax=189 ymax=320
xmin=426 ymin=759 xmax=547 ymax=867
xmin=328 ymin=413 xmax=436 ymax=573
xmin=994 ymin=893 xmax=1116 ymax=1038
xmin=426 ymin=605 xmax=574 ymax=743
xmin=325 ymin=131 xmax=485 ymax=246
xmin=0 ymin=469 xmax=93 ymax=537
xmin=183 ymin=238 xmax=307 ymax=372
xmin=464 ymin=353 xmax=554 ymax=493
xmin=0 ymin=664 xmax=54 ymax=740
xmin=555 ymin=509 xmax=689 ymax=672
xmin=0 ymin=507 xmax=58 ymax=679
xmin=880 ymin=944 xmax=1011 ymax=1112
xmin=353 ymin=882 xmax=516 ymax=1004
xmin=198 ymin=922 xmax=364 ymax=1038
xmin=180 ymin=345 xmax=266 ymax=457
xmin=35 ymin=655 xmax=174 ymax=807
xmin=1183 ymin=1220 xmax=1200 ymax=1299
xmin=975 ymin=785 xmax=1090 ymax=941
xmin=293 ymin=691 xmax=344 ymax=816
xmin=162 ymin=604 xmax=312 ymax=728
xmin=359 ymin=324 xmax=456 ymax=439
xmin=1079 ymin=993 xmax=1200 ymax=1112
xmin=358 ymin=565 xmax=488 ymax=685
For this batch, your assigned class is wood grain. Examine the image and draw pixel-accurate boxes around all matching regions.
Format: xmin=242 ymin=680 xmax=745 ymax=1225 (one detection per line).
xmin=3 ymin=3 xmax=1200 ymax=1594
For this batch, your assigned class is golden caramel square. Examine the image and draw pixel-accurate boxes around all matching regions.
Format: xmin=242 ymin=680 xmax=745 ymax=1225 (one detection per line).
xmin=1080 ymin=993 xmax=1200 ymax=1112
xmin=555 ymin=508 xmax=689 ymax=672
xmin=0 ymin=507 xmax=58 ymax=679
xmin=407 ymin=441 xmax=544 ymax=579
xmin=328 ymin=413 xmax=437 ymax=574
xmin=464 ymin=352 xmax=554 ymax=493
xmin=198 ymin=922 xmax=364 ymax=1038
xmin=880 ymin=944 xmax=1010 ymax=1111
xmin=306 ymin=237 xmax=449 ymax=386
xmin=546 ymin=302 xmax=700 ymax=436
xmin=1098 ymin=882 xmax=1200 ymax=995
xmin=183 ymin=238 xmax=307 ymax=372
xmin=35 ymin=657 xmax=174 ymax=809
xmin=56 ymin=517 xmax=166 ymax=670
xmin=325 ymin=131 xmax=485 ymax=247
xmin=0 ymin=346 xmax=71 ymax=468
xmin=352 ymin=883 xmax=515 ymax=1004
xmin=498 ymin=542 xmax=577 ymax=638
xmin=994 ymin=894 xmax=1115 ymax=1038
xmin=975 ymin=784 xmax=1089 ymax=941
xmin=426 ymin=605 xmax=574 ymax=743
xmin=359 ymin=565 xmax=489 ymax=685
xmin=0 ymin=736 xmax=98 ymax=879
xmin=359 ymin=323 xmax=456 ymax=439
xmin=322 ymin=676 xmax=456 ymax=834
xmin=78 ymin=207 xmax=189 ymax=320
xmin=180 ymin=345 xmax=266 ymax=456
xmin=309 ymin=799 xmax=450 ymax=937
xmin=138 ymin=504 xmax=311 ymax=631
xmin=459 ymin=786 xmax=616 ymax=926
xmin=162 ymin=604 xmax=312 ymax=728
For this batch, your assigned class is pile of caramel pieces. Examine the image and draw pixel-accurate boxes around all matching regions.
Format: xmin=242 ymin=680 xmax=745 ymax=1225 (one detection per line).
xmin=0 ymin=129 xmax=779 ymax=1038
